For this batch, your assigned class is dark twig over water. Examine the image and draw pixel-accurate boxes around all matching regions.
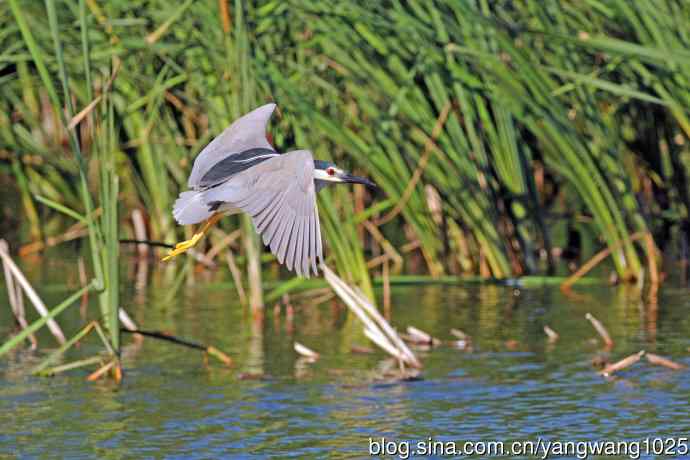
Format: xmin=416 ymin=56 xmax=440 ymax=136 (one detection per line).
xmin=120 ymin=328 xmax=232 ymax=366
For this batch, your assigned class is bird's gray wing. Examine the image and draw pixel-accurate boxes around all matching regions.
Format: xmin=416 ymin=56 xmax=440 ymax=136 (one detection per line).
xmin=202 ymin=150 xmax=323 ymax=277
xmin=188 ymin=103 xmax=277 ymax=189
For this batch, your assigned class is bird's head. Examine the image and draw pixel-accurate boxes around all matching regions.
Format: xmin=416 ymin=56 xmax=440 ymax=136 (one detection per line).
xmin=313 ymin=160 xmax=377 ymax=191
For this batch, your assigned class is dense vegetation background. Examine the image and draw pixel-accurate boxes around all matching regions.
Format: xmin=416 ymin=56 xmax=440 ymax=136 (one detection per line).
xmin=2 ymin=0 xmax=690 ymax=289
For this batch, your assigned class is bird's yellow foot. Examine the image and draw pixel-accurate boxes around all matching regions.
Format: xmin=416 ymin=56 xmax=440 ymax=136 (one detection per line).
xmin=161 ymin=232 xmax=203 ymax=261
xmin=161 ymin=213 xmax=223 ymax=262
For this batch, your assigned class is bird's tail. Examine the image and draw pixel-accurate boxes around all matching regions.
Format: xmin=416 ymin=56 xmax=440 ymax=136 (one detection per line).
xmin=172 ymin=191 xmax=212 ymax=225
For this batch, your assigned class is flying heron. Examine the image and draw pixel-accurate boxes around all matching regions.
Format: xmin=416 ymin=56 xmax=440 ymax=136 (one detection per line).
xmin=162 ymin=103 xmax=376 ymax=277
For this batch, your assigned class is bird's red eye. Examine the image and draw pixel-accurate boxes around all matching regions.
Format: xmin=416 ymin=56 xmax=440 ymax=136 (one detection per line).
xmin=327 ymin=167 xmax=335 ymax=176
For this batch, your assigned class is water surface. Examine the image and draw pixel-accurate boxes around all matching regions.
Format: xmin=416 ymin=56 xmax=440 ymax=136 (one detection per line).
xmin=1 ymin=255 xmax=689 ymax=458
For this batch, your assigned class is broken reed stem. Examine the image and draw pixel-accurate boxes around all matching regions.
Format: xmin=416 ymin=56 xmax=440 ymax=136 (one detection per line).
xmin=18 ymin=223 xmax=88 ymax=256
xmin=218 ymin=0 xmax=231 ymax=33
xmin=294 ymin=342 xmax=319 ymax=360
xmin=599 ymin=350 xmax=645 ymax=376
xmin=326 ymin=272 xmax=390 ymax=347
xmin=449 ymin=328 xmax=471 ymax=349
xmin=297 ymin=289 xmax=334 ymax=307
xmin=120 ymin=328 xmax=232 ymax=366
xmin=77 ymin=256 xmax=89 ymax=315
xmin=31 ymin=321 xmax=98 ymax=375
xmin=67 ymin=94 xmax=102 ymax=130
xmin=225 ymin=249 xmax=247 ymax=306
xmin=0 ymin=283 xmax=94 ymax=358
xmin=322 ymin=264 xmax=420 ymax=368
xmin=93 ymin=321 xmax=117 ymax=357
xmin=400 ymin=240 xmax=421 ymax=254
xmin=113 ymin=362 xmax=123 ymax=382
xmin=37 ymin=355 xmax=104 ymax=377
xmin=291 ymin=287 xmax=331 ymax=302
xmin=1 ymin=241 xmax=36 ymax=348
xmin=366 ymin=253 xmax=395 ymax=270
xmin=644 ymin=232 xmax=659 ymax=286
xmin=118 ymin=308 xmax=138 ymax=331
xmin=561 ymin=232 xmax=645 ymax=290
xmin=544 ymin=325 xmax=559 ymax=343
xmin=0 ymin=239 xmax=66 ymax=344
xmin=407 ymin=326 xmax=431 ymax=342
xmin=450 ymin=328 xmax=468 ymax=340
xmin=352 ymin=284 xmax=421 ymax=367
xmin=644 ymin=232 xmax=659 ymax=303
xmin=363 ymin=221 xmax=403 ymax=271
xmin=1 ymin=241 xmax=19 ymax=315
xmin=406 ymin=326 xmax=441 ymax=346
xmin=364 ymin=328 xmax=406 ymax=362
xmin=585 ymin=312 xmax=614 ymax=348
xmin=351 ymin=345 xmax=374 ymax=354
xmin=205 ymin=228 xmax=241 ymax=262
xmin=145 ymin=0 xmax=195 ymax=44
xmin=13 ymin=271 xmax=24 ymax=321
xmin=243 ymin=216 xmax=264 ymax=313
xmin=206 ymin=346 xmax=233 ymax=366
xmin=86 ymin=359 xmax=115 ymax=381
xmin=131 ymin=209 xmax=149 ymax=257
xmin=383 ymin=258 xmax=390 ymax=316
xmin=646 ymin=352 xmax=685 ymax=370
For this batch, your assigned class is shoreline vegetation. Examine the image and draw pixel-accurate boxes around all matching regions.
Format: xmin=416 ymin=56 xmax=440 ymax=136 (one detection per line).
xmin=1 ymin=1 xmax=689 ymax=377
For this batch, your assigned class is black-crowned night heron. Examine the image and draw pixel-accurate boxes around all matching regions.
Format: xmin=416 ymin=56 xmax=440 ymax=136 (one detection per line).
xmin=162 ymin=103 xmax=376 ymax=277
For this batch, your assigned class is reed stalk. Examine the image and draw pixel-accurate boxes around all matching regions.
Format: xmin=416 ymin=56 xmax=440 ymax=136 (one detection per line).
xmin=0 ymin=239 xmax=66 ymax=343
xmin=5 ymin=0 xmax=121 ymax=358
xmin=3 ymin=0 xmax=690 ymax=286
xmin=0 ymin=282 xmax=95 ymax=358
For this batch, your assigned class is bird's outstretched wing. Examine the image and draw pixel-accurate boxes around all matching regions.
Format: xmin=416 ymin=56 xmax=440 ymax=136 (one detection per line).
xmin=188 ymin=103 xmax=277 ymax=189
xmin=203 ymin=150 xmax=323 ymax=277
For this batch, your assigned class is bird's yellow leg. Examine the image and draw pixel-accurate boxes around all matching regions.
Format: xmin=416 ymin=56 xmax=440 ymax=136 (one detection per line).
xmin=162 ymin=213 xmax=223 ymax=261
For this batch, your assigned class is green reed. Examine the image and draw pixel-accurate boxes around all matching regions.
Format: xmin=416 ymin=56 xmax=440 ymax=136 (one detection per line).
xmin=1 ymin=0 xmax=689 ymax=290
xmin=4 ymin=0 xmax=120 ymax=355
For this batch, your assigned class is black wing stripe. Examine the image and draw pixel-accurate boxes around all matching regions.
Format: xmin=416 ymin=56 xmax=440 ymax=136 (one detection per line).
xmin=199 ymin=148 xmax=279 ymax=189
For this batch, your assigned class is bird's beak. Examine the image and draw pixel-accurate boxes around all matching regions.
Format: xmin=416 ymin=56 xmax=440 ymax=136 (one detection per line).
xmin=341 ymin=173 xmax=378 ymax=190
